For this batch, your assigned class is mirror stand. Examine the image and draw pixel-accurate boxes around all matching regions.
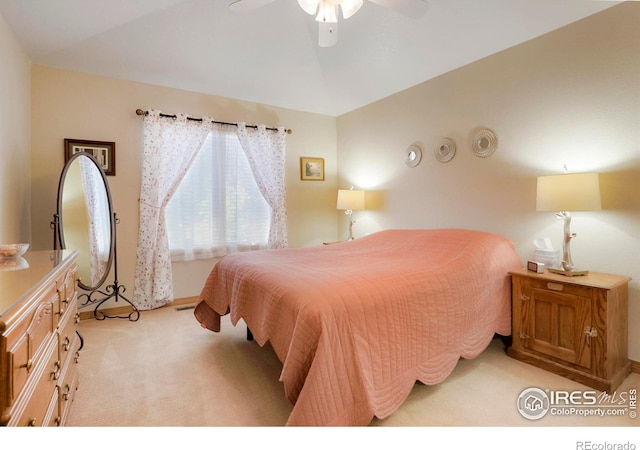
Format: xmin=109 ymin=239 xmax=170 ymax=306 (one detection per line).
xmin=52 ymin=211 xmax=139 ymax=322
xmin=76 ymin=213 xmax=139 ymax=321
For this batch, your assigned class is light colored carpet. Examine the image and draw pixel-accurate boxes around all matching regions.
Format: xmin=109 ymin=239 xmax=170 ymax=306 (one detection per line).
xmin=64 ymin=303 xmax=639 ymax=440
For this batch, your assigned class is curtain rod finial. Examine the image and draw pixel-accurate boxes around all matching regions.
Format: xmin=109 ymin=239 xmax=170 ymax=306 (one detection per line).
xmin=135 ymin=109 xmax=147 ymax=116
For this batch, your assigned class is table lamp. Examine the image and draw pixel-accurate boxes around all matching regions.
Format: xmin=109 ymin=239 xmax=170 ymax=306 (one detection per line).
xmin=536 ymin=172 xmax=601 ymax=276
xmin=337 ymin=187 xmax=365 ymax=240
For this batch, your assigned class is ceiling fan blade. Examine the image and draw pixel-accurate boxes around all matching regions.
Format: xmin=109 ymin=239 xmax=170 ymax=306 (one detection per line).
xmin=367 ymin=0 xmax=428 ymax=18
xmin=229 ymin=0 xmax=277 ymax=13
xmin=318 ymin=21 xmax=338 ymax=47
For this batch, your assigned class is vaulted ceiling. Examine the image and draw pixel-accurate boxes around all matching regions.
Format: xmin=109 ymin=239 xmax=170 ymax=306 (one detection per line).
xmin=0 ymin=0 xmax=621 ymax=116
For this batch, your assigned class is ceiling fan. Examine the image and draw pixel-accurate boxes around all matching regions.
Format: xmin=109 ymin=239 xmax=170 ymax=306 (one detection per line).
xmin=229 ymin=0 xmax=429 ymax=47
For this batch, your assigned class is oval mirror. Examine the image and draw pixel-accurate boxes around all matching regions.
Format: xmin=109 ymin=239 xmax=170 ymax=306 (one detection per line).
xmin=56 ymin=152 xmax=114 ymax=291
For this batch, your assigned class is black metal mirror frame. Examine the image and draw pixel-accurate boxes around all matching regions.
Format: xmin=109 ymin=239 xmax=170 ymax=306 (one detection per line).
xmin=53 ymin=152 xmax=139 ymax=321
xmin=55 ymin=151 xmax=115 ymax=291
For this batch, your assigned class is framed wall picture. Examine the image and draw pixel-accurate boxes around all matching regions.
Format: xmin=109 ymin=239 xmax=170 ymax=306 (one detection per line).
xmin=300 ymin=157 xmax=325 ymax=181
xmin=64 ymin=138 xmax=116 ymax=176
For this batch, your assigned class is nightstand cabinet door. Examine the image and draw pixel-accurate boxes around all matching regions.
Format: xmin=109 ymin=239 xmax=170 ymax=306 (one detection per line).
xmin=519 ymin=283 xmax=591 ymax=370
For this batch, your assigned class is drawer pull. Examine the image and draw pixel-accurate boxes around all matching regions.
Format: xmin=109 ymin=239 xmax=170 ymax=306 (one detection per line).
xmin=20 ymin=359 xmax=33 ymax=372
xmin=62 ymin=336 xmax=71 ymax=352
xmin=74 ymin=351 xmax=81 ymax=364
xmin=547 ymin=282 xmax=564 ymax=292
xmin=55 ymin=416 xmax=62 ymax=426
xmin=51 ymin=360 xmax=61 ymax=380
xmin=28 ymin=418 xmax=37 ymax=427
xmin=74 ymin=312 xmax=80 ymax=324
xmin=62 ymin=384 xmax=71 ymax=401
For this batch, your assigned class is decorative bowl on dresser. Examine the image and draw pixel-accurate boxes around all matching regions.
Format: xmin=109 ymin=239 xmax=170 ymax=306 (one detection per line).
xmin=508 ymin=268 xmax=631 ymax=393
xmin=0 ymin=250 xmax=80 ymax=426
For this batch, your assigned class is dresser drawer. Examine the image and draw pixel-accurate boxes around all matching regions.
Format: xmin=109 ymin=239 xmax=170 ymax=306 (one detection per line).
xmin=56 ymin=267 xmax=77 ymax=321
xmin=5 ymin=296 xmax=56 ymax=408
xmin=44 ymin=390 xmax=60 ymax=427
xmin=7 ymin=338 xmax=59 ymax=426
xmin=57 ymin=346 xmax=80 ymax=426
xmin=57 ymin=295 xmax=78 ymax=368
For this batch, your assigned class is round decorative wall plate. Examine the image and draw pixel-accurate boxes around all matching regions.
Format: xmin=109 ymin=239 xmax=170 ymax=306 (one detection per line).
xmin=403 ymin=144 xmax=422 ymax=168
xmin=472 ymin=128 xmax=498 ymax=158
xmin=434 ymin=138 xmax=456 ymax=163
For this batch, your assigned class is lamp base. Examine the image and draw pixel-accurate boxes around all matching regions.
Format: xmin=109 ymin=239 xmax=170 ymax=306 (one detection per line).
xmin=547 ymin=267 xmax=589 ymax=277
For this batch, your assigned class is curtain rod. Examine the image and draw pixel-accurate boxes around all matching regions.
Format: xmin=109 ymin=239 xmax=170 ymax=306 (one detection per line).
xmin=135 ymin=109 xmax=292 ymax=134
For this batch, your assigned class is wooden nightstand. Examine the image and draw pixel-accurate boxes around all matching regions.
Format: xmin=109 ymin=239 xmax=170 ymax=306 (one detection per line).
xmin=507 ymin=268 xmax=631 ymax=393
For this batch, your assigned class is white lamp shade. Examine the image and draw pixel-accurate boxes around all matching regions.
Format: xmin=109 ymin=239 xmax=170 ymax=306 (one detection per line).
xmin=337 ymin=189 xmax=365 ymax=211
xmin=315 ymin=1 xmax=338 ymax=22
xmin=299 ymin=0 xmax=363 ymax=21
xmin=340 ymin=0 xmax=363 ymax=19
xmin=298 ymin=0 xmax=319 ymax=15
xmin=536 ymin=172 xmax=601 ymax=212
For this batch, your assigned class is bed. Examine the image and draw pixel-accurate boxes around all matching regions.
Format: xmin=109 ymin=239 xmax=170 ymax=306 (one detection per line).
xmin=194 ymin=228 xmax=523 ymax=426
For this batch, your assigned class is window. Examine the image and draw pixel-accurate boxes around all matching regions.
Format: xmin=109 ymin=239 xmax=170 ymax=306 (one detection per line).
xmin=165 ymin=128 xmax=271 ymax=261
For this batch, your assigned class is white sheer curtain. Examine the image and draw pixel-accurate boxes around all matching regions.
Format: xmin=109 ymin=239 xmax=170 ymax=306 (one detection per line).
xmin=79 ymin=156 xmax=111 ymax=286
xmin=236 ymin=123 xmax=288 ymax=249
xmin=132 ymin=110 xmax=211 ymax=310
xmin=166 ymin=124 xmax=272 ymax=260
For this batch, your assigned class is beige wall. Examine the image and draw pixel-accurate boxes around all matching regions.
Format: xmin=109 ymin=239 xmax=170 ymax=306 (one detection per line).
xmin=30 ymin=67 xmax=338 ymax=301
xmin=0 ymin=10 xmax=30 ymax=244
xmin=337 ymin=3 xmax=640 ymax=359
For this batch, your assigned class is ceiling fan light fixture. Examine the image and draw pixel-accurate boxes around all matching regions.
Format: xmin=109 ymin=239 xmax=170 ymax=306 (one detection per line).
xmin=339 ymin=0 xmax=363 ymax=19
xmin=297 ymin=0 xmax=319 ymax=15
xmin=315 ymin=1 xmax=338 ymax=23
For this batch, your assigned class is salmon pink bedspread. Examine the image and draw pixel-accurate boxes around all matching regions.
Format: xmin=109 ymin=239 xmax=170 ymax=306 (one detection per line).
xmin=194 ymin=229 xmax=522 ymax=426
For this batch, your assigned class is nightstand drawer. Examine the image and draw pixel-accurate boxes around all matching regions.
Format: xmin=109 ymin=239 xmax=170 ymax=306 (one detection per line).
xmin=514 ymin=275 xmax=593 ymax=299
